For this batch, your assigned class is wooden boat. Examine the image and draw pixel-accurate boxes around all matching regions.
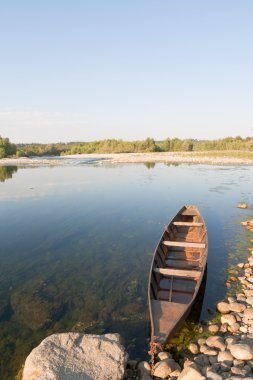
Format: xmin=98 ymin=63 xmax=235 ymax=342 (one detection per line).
xmin=148 ymin=205 xmax=208 ymax=347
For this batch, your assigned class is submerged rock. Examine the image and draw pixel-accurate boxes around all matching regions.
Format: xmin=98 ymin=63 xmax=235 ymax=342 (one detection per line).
xmin=22 ymin=333 xmax=128 ymax=380
xmin=237 ymin=203 xmax=248 ymax=209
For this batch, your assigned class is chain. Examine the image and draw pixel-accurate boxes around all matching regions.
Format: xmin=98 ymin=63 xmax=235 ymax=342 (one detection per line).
xmin=148 ymin=341 xmax=164 ymax=376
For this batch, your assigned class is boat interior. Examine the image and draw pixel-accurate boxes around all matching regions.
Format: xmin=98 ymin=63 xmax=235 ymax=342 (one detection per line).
xmin=150 ymin=207 xmax=207 ymax=305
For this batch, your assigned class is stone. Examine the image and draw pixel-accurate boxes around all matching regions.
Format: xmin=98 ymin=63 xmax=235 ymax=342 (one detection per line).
xmin=217 ymin=302 xmax=230 ymax=314
xmin=157 ymin=351 xmax=172 ymax=360
xmin=154 ymin=359 xmax=174 ymax=379
xmin=237 ymin=294 xmax=246 ymax=302
xmin=221 ymin=314 xmax=237 ymax=326
xmin=201 ymin=365 xmax=212 ymax=376
xmin=177 ymin=366 xmax=205 ymax=380
xmin=153 ymin=359 xmax=180 ymax=378
xmin=170 ymin=368 xmax=182 ymax=377
xmin=240 ymin=326 xmax=248 ymax=333
xmin=233 ymin=359 xmax=244 ymax=367
xmin=199 ymin=344 xmax=208 ymax=353
xmin=208 ymin=356 xmax=217 ymax=365
xmin=228 ymin=296 xmax=236 ymax=303
xmin=237 ymin=203 xmax=248 ymax=209
xmin=225 ymin=336 xmax=239 ymax=346
xmin=203 ymin=349 xmax=218 ymax=356
xmin=220 ymin=362 xmax=231 ymax=372
xmin=244 ymin=364 xmax=252 ymax=373
xmin=246 ymin=297 xmax=253 ymax=306
xmin=244 ymin=290 xmax=253 ymax=297
xmin=138 ymin=361 xmax=151 ymax=378
xmin=217 ymin=351 xmax=234 ymax=365
xmin=197 ymin=338 xmax=206 ymax=346
xmin=219 ymin=323 xmax=228 ymax=333
xmin=238 ymin=263 xmax=245 ymax=268
xmin=194 ymin=354 xmax=210 ymax=367
xmin=208 ymin=324 xmax=220 ymax=334
xmin=228 ymin=322 xmax=241 ymax=333
xmin=127 ymin=360 xmax=138 ymax=370
xmin=229 ymin=344 xmax=253 ymax=360
xmin=206 ymin=370 xmax=223 ymax=380
xmin=183 ymin=359 xmax=196 ymax=369
xmin=231 ymin=366 xmax=248 ymax=376
xmin=22 ymin=333 xmax=128 ymax=380
xmin=206 ymin=336 xmax=226 ymax=351
xmin=229 ymin=302 xmax=246 ymax=313
xmin=188 ymin=343 xmax=199 ymax=354
xmin=244 ymin=308 xmax=253 ymax=320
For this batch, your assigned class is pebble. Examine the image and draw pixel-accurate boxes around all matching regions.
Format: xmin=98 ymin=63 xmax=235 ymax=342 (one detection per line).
xmin=221 ymin=314 xmax=237 ymax=326
xmin=208 ymin=324 xmax=220 ymax=334
xmin=217 ymin=350 xmax=234 ymax=364
xmin=228 ymin=322 xmax=241 ymax=333
xmin=197 ymin=338 xmax=206 ymax=346
xmin=217 ymin=302 xmax=231 ymax=314
xmin=237 ymin=203 xmax=248 ymax=209
xmin=229 ymin=344 xmax=253 ymax=360
xmin=157 ymin=351 xmax=172 ymax=360
xmin=188 ymin=343 xmax=199 ymax=355
xmin=206 ymin=370 xmax=223 ymax=380
xmin=153 ymin=359 xmax=179 ymax=378
xmin=206 ymin=336 xmax=226 ymax=351
xmin=229 ymin=302 xmax=246 ymax=313
xmin=177 ymin=365 xmax=205 ymax=380
xmin=203 ymin=348 xmax=217 ymax=356
xmin=231 ymin=366 xmax=248 ymax=376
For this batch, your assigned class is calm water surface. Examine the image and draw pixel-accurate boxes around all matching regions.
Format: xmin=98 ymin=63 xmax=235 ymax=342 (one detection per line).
xmin=0 ymin=162 xmax=253 ymax=379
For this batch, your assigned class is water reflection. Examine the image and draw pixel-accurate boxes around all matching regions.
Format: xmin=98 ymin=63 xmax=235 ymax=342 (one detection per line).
xmin=0 ymin=166 xmax=18 ymax=182
xmin=144 ymin=162 xmax=156 ymax=169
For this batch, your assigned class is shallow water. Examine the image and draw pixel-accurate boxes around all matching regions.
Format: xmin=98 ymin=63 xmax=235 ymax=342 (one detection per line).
xmin=0 ymin=162 xmax=253 ymax=378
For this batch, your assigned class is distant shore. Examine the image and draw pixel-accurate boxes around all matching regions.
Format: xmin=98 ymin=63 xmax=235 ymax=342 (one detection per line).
xmin=1 ymin=151 xmax=253 ymax=166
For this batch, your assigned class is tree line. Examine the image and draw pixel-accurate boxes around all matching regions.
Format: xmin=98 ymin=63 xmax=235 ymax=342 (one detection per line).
xmin=0 ymin=135 xmax=253 ymax=158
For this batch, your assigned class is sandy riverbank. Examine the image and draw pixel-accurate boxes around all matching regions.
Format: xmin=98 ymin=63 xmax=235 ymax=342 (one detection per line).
xmin=1 ymin=152 xmax=253 ymax=166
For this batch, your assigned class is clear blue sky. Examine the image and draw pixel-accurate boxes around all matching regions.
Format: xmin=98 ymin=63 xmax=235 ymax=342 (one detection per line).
xmin=0 ymin=0 xmax=252 ymax=143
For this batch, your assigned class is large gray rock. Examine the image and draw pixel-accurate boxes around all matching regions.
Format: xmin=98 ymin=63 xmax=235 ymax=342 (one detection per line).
xmin=22 ymin=333 xmax=128 ymax=380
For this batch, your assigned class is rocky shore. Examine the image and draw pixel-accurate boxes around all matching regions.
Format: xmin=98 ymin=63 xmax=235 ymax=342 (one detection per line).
xmin=20 ymin=218 xmax=253 ymax=380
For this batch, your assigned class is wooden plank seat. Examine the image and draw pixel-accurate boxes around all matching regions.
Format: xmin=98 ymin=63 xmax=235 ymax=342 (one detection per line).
xmin=163 ymin=240 xmax=206 ymax=249
xmin=153 ymin=267 xmax=201 ymax=278
xmin=173 ymin=222 xmax=203 ymax=227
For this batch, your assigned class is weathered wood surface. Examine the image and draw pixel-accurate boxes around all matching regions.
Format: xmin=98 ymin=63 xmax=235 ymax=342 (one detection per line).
xmin=173 ymin=221 xmax=203 ymax=227
xmin=163 ymin=240 xmax=206 ymax=249
xmin=153 ymin=267 xmax=201 ymax=278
